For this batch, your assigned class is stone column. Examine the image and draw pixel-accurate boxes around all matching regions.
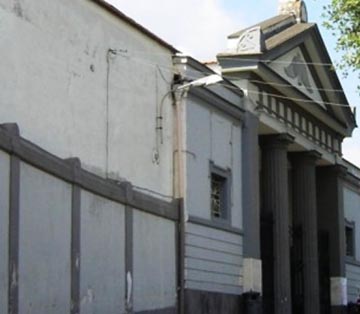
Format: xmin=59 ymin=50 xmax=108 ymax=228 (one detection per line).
xmin=291 ymin=151 xmax=321 ymax=314
xmin=242 ymin=113 xmax=262 ymax=297
xmin=317 ymin=165 xmax=347 ymax=314
xmin=260 ymin=134 xmax=293 ymax=314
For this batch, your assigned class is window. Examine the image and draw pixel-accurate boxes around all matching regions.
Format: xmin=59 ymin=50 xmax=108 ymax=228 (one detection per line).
xmin=345 ymin=220 xmax=355 ymax=258
xmin=210 ymin=162 xmax=231 ymax=223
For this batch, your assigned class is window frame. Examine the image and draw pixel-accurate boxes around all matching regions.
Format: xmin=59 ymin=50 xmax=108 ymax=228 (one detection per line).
xmin=209 ymin=161 xmax=232 ymax=225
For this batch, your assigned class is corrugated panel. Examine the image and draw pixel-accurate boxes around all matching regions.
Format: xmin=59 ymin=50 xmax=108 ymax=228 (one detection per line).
xmin=185 ymin=222 xmax=243 ymax=295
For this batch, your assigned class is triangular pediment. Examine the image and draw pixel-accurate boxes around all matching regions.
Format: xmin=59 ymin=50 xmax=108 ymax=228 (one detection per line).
xmin=268 ymin=47 xmax=325 ymax=108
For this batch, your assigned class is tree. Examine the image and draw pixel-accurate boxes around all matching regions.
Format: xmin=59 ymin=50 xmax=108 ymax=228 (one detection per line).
xmin=323 ymin=0 xmax=360 ymax=86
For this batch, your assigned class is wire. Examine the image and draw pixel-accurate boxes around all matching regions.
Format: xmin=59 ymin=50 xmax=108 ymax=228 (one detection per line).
xmin=107 ymin=50 xmax=358 ymax=109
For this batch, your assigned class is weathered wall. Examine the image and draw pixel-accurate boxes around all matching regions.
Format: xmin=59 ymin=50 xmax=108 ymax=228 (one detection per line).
xmin=184 ymin=96 xmax=243 ymax=295
xmin=0 ymin=125 xmax=178 ymax=314
xmin=80 ymin=191 xmax=126 ymax=313
xmin=344 ymin=185 xmax=360 ymax=302
xmin=19 ymin=163 xmax=72 ymax=314
xmin=133 ymin=210 xmax=177 ymax=312
xmin=0 ymin=0 xmax=174 ymax=197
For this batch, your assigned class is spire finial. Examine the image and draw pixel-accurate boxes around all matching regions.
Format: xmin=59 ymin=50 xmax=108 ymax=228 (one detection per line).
xmin=278 ymin=0 xmax=308 ymax=23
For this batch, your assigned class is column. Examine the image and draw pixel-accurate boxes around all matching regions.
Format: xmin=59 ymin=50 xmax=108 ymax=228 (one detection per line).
xmin=242 ymin=112 xmax=262 ymax=297
xmin=260 ymin=134 xmax=293 ymax=314
xmin=317 ymin=165 xmax=347 ymax=314
xmin=291 ymin=151 xmax=321 ymax=314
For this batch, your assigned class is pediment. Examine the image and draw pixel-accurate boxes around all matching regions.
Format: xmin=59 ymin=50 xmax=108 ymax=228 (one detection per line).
xmin=268 ymin=47 xmax=325 ymax=108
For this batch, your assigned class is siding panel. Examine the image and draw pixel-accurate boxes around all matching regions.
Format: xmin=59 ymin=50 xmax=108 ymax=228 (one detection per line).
xmin=185 ymin=222 xmax=243 ymax=294
xmin=346 ymin=263 xmax=360 ymax=302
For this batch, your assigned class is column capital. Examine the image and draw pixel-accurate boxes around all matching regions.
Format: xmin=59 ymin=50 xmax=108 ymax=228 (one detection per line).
xmin=260 ymin=133 xmax=294 ymax=150
xmin=317 ymin=164 xmax=348 ymax=179
xmin=290 ymin=150 xmax=322 ymax=164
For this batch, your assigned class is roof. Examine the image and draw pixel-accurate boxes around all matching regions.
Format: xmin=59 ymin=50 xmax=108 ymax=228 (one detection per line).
xmin=218 ymin=13 xmax=357 ymax=136
xmin=91 ymin=0 xmax=178 ymax=53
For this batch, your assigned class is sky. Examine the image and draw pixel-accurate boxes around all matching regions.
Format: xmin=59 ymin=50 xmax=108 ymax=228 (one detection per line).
xmin=106 ymin=0 xmax=360 ymax=166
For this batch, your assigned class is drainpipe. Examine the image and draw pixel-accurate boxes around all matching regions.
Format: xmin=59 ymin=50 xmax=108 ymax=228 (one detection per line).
xmin=172 ymin=73 xmax=223 ymax=314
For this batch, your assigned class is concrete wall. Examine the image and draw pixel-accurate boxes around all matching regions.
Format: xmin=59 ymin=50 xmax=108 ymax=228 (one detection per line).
xmin=80 ymin=191 xmax=126 ymax=313
xmin=0 ymin=125 xmax=179 ymax=314
xmin=133 ymin=210 xmax=177 ymax=312
xmin=344 ymin=185 xmax=360 ymax=302
xmin=0 ymin=151 xmax=9 ymax=314
xmin=19 ymin=163 xmax=72 ymax=314
xmin=184 ymin=95 xmax=243 ymax=295
xmin=0 ymin=0 xmax=174 ymax=197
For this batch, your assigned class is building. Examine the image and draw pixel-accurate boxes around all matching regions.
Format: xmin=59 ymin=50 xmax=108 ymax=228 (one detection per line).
xmin=0 ymin=0 xmax=359 ymax=314
xmin=217 ymin=0 xmax=357 ymax=313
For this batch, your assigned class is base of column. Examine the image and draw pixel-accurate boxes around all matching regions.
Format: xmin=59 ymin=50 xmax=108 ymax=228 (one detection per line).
xmin=331 ymin=305 xmax=347 ymax=314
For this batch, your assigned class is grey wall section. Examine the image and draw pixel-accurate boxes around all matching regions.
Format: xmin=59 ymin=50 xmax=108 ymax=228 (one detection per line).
xmin=80 ymin=190 xmax=125 ymax=314
xmin=18 ymin=162 xmax=72 ymax=314
xmin=133 ymin=210 xmax=177 ymax=312
xmin=344 ymin=185 xmax=360 ymax=302
xmin=344 ymin=186 xmax=360 ymax=261
xmin=185 ymin=222 xmax=243 ymax=295
xmin=0 ymin=151 xmax=10 ymax=313
xmin=346 ymin=263 xmax=360 ymax=302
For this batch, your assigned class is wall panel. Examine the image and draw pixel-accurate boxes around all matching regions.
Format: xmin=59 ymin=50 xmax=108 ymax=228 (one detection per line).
xmin=133 ymin=210 xmax=176 ymax=312
xmin=18 ymin=163 xmax=72 ymax=314
xmin=80 ymin=190 xmax=126 ymax=314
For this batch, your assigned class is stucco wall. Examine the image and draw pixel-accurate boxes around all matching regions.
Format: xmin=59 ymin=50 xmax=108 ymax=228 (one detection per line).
xmin=185 ymin=96 xmax=242 ymax=229
xmin=344 ymin=185 xmax=360 ymax=302
xmin=184 ymin=95 xmax=243 ymax=295
xmin=0 ymin=0 xmax=174 ymax=197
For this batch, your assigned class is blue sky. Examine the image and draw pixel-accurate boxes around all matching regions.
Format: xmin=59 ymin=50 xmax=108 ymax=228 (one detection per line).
xmin=107 ymin=0 xmax=359 ymax=165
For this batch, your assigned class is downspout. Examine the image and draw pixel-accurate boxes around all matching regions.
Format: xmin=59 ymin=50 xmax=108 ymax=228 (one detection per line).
xmin=173 ymin=86 xmax=187 ymax=314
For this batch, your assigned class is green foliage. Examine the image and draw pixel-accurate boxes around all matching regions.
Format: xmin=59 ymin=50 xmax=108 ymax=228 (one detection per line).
xmin=323 ymin=0 xmax=360 ymax=86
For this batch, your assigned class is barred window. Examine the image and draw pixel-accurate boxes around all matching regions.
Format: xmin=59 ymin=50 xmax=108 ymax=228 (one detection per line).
xmin=210 ymin=162 xmax=231 ymax=223
xmin=345 ymin=221 xmax=355 ymax=258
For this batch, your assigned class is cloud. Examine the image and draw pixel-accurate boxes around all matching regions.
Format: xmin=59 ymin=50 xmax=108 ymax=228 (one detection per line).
xmin=105 ymin=0 xmax=245 ymax=61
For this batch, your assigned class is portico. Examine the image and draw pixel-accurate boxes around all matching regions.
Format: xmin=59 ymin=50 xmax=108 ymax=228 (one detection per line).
xmin=216 ymin=1 xmax=356 ymax=313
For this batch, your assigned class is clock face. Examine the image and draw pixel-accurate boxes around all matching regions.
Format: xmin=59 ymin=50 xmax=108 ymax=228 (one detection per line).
xmin=300 ymin=1 xmax=308 ymax=23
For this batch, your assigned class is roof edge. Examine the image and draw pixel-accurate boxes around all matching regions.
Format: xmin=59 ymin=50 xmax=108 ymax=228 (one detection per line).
xmin=91 ymin=0 xmax=178 ymax=53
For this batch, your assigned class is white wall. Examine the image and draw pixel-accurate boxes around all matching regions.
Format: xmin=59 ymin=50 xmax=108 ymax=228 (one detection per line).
xmin=0 ymin=0 xmax=174 ymax=197
xmin=0 ymin=151 xmax=10 ymax=313
xmin=19 ymin=163 xmax=72 ymax=314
